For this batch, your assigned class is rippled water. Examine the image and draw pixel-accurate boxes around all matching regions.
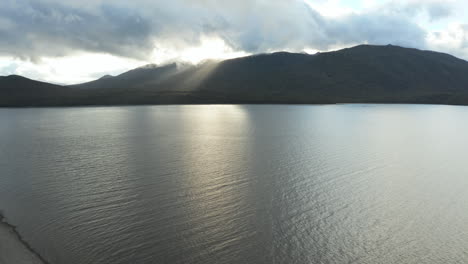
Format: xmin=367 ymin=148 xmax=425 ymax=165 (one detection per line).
xmin=1 ymin=105 xmax=468 ymax=264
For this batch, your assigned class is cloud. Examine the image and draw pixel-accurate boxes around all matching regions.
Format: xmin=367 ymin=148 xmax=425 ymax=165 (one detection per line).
xmin=0 ymin=0 xmax=431 ymax=62
xmin=380 ymin=0 xmax=453 ymax=22
xmin=325 ymin=12 xmax=426 ymax=49
xmin=427 ymin=23 xmax=468 ymax=60
xmin=0 ymin=0 xmax=156 ymax=62
xmin=0 ymin=53 xmax=144 ymax=84
xmin=1 ymin=0 xmax=468 ymax=84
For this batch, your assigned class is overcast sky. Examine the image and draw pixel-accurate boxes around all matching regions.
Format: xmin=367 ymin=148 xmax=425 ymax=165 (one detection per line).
xmin=1 ymin=0 xmax=467 ymax=84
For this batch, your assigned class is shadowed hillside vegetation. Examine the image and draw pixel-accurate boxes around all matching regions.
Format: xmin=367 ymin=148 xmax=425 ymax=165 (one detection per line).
xmin=2 ymin=45 xmax=468 ymax=106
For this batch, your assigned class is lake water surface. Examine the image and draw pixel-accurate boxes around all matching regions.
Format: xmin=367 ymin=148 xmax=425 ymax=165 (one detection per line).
xmin=1 ymin=104 xmax=468 ymax=264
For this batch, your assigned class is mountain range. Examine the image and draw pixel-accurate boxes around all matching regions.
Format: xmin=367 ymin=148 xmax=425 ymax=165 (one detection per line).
xmin=2 ymin=44 xmax=468 ymax=107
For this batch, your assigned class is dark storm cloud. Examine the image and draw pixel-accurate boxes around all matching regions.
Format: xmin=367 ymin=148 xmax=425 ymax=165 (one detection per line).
xmin=0 ymin=0 xmax=432 ymax=61
xmin=217 ymin=3 xmax=426 ymax=53
xmin=0 ymin=0 xmax=154 ymax=61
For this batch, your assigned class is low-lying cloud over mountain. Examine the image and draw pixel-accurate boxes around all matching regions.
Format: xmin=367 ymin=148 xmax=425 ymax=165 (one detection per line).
xmin=3 ymin=45 xmax=468 ymax=106
xmin=1 ymin=0 xmax=468 ymax=83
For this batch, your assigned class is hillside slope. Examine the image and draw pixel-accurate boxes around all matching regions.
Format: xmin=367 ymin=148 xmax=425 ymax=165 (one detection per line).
xmin=2 ymin=45 xmax=468 ymax=106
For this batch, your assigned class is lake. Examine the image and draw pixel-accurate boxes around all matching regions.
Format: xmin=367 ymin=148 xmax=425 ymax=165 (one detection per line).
xmin=1 ymin=104 xmax=468 ymax=264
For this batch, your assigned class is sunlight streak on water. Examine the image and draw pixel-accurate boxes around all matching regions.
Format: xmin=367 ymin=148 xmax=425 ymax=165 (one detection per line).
xmin=1 ymin=105 xmax=468 ymax=264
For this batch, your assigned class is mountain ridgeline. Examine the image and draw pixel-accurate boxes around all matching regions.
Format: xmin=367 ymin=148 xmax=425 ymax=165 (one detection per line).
xmin=2 ymin=45 xmax=468 ymax=106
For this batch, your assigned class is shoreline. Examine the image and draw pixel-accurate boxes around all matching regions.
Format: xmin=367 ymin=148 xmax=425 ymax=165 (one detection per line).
xmin=1 ymin=102 xmax=468 ymax=109
xmin=0 ymin=213 xmax=48 ymax=264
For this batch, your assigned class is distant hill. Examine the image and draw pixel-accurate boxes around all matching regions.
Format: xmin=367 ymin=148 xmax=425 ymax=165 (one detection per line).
xmin=0 ymin=75 xmax=67 ymax=106
xmin=2 ymin=44 xmax=468 ymax=106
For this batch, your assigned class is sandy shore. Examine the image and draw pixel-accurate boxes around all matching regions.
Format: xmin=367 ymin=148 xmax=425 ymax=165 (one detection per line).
xmin=0 ymin=215 xmax=46 ymax=264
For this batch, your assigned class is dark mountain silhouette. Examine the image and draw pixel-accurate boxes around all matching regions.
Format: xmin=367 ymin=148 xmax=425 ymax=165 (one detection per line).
xmin=2 ymin=44 xmax=468 ymax=106
xmin=98 ymin=74 xmax=114 ymax=80
xmin=0 ymin=75 xmax=67 ymax=105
